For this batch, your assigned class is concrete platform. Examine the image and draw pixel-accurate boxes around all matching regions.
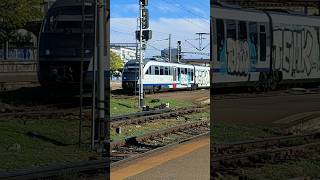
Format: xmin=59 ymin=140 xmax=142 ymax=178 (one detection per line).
xmin=111 ymin=136 xmax=210 ymax=180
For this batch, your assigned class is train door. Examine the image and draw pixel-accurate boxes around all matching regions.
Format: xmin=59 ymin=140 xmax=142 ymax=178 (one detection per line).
xmin=173 ymin=67 xmax=177 ymax=81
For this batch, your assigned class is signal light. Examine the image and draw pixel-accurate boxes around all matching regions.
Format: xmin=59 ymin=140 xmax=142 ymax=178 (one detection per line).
xmin=136 ymin=30 xmax=152 ymax=41
xmin=141 ymin=8 xmax=149 ymax=29
xmin=140 ymin=0 xmax=148 ymax=6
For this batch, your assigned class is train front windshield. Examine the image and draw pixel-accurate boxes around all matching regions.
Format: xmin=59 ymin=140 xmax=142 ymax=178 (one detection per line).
xmin=123 ymin=65 xmax=139 ymax=81
xmin=39 ymin=6 xmax=94 ymax=58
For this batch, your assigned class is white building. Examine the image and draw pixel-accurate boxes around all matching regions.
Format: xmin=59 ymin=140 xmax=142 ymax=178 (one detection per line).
xmin=111 ymin=47 xmax=136 ymax=64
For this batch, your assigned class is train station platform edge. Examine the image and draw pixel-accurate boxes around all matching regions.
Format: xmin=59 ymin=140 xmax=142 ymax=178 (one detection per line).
xmin=111 ymin=136 xmax=209 ymax=180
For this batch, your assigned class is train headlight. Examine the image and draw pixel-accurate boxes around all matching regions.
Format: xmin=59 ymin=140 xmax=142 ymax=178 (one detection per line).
xmin=45 ymin=49 xmax=50 ymax=55
xmin=85 ymin=49 xmax=90 ymax=54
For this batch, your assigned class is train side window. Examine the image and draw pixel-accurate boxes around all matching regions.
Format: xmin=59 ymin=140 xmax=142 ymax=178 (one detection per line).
xmin=216 ymin=19 xmax=225 ymax=62
xmin=182 ymin=68 xmax=186 ymax=74
xmin=155 ymin=66 xmax=159 ymax=75
xmin=260 ymin=25 xmax=266 ymax=62
xmin=160 ymin=66 xmax=164 ymax=75
xmin=227 ymin=20 xmax=236 ymax=41
xmin=177 ymin=68 xmax=181 ymax=76
xmin=249 ymin=22 xmax=258 ymax=60
xmin=165 ymin=67 xmax=169 ymax=75
xmin=238 ymin=21 xmax=247 ymax=41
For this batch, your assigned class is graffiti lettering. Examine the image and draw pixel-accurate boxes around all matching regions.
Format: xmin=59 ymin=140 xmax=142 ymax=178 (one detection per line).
xmin=273 ymin=25 xmax=320 ymax=78
xmin=226 ymin=39 xmax=250 ymax=76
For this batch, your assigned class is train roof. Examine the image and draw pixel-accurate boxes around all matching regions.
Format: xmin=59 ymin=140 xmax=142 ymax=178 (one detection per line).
xmin=212 ymin=4 xmax=320 ymax=26
xmin=213 ymin=3 xmax=320 ymax=18
xmin=125 ymin=59 xmax=209 ymax=68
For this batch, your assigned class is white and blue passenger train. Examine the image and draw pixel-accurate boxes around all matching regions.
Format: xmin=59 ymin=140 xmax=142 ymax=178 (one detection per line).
xmin=122 ymin=58 xmax=210 ymax=93
xmin=211 ymin=4 xmax=320 ymax=90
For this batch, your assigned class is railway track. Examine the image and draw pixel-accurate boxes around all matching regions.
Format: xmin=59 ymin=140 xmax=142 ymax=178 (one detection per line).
xmin=212 ymin=132 xmax=320 ymax=178
xmin=0 ymin=120 xmax=210 ymax=180
xmin=111 ymin=106 xmax=206 ymax=127
xmin=0 ymin=105 xmax=207 ymax=123
xmin=213 ymin=88 xmax=320 ymax=101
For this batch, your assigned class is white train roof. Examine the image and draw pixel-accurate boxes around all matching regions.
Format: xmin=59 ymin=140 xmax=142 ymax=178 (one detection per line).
xmin=125 ymin=59 xmax=209 ymax=69
xmin=212 ymin=6 xmax=320 ymax=27
xmin=211 ymin=6 xmax=269 ymax=23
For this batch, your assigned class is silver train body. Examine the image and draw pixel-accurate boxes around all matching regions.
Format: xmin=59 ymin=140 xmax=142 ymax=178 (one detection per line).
xmin=122 ymin=59 xmax=210 ymax=93
xmin=211 ymin=5 xmax=320 ymax=89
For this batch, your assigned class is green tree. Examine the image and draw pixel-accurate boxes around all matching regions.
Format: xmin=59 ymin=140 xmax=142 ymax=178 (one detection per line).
xmin=110 ymin=51 xmax=124 ymax=74
xmin=0 ymin=0 xmax=42 ymax=59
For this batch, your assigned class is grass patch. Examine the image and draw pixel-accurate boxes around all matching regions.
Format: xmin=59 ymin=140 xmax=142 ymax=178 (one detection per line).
xmin=111 ymin=107 xmax=209 ymax=141
xmin=111 ymin=118 xmax=192 ymax=141
xmin=111 ymin=97 xmax=195 ymax=116
xmin=238 ymin=156 xmax=320 ymax=179
xmin=212 ymin=123 xmax=281 ymax=143
xmin=0 ymin=118 xmax=96 ymax=171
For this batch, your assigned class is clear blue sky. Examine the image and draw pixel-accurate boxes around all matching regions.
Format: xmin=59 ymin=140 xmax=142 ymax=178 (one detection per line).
xmin=110 ymin=0 xmax=210 ymax=59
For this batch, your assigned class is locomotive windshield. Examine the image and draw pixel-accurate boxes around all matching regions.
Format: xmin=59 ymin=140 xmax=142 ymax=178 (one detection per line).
xmin=122 ymin=62 xmax=139 ymax=81
xmin=44 ymin=6 xmax=94 ymax=33
xmin=39 ymin=6 xmax=94 ymax=58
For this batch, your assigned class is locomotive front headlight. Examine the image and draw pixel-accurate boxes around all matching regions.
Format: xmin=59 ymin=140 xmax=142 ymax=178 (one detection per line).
xmin=45 ymin=49 xmax=50 ymax=55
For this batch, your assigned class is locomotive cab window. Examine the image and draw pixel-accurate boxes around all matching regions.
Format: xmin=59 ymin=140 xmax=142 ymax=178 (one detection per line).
xmin=216 ymin=19 xmax=225 ymax=62
xmin=259 ymin=25 xmax=267 ymax=62
xmin=146 ymin=66 xmax=151 ymax=74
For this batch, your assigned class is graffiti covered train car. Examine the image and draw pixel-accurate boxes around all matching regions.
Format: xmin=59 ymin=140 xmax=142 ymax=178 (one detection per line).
xmin=122 ymin=58 xmax=210 ymax=93
xmin=211 ymin=4 xmax=320 ymax=90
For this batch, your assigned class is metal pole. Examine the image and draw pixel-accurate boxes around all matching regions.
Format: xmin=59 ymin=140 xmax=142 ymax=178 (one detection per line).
xmin=91 ymin=0 xmax=98 ymax=151
xmin=97 ymin=0 xmax=105 ymax=143
xmin=169 ymin=34 xmax=171 ymax=62
xmin=135 ymin=18 xmax=139 ymax=98
xmin=139 ymin=1 xmax=144 ymax=108
xmin=177 ymin=41 xmax=180 ymax=63
xmin=79 ymin=0 xmax=85 ymax=147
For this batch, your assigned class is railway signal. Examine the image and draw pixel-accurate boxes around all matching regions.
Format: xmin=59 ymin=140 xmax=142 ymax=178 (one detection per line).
xmin=177 ymin=41 xmax=182 ymax=62
xmin=138 ymin=0 xmax=152 ymax=108
xmin=135 ymin=30 xmax=152 ymax=41
xmin=141 ymin=8 xmax=149 ymax=29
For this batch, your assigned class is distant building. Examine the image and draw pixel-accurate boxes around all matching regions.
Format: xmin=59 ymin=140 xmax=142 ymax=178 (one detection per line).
xmin=0 ymin=0 xmax=54 ymax=60
xmin=111 ymin=47 xmax=136 ymax=64
xmin=161 ymin=48 xmax=179 ymax=62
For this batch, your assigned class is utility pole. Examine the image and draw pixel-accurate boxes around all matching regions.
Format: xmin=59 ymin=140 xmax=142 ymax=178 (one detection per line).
xmin=139 ymin=0 xmax=144 ymax=108
xmin=136 ymin=0 xmax=152 ymax=109
xmin=91 ymin=0 xmax=98 ymax=151
xmin=96 ymin=0 xmax=106 ymax=149
xmin=177 ymin=41 xmax=181 ymax=63
xmin=168 ymin=34 xmax=171 ymax=62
